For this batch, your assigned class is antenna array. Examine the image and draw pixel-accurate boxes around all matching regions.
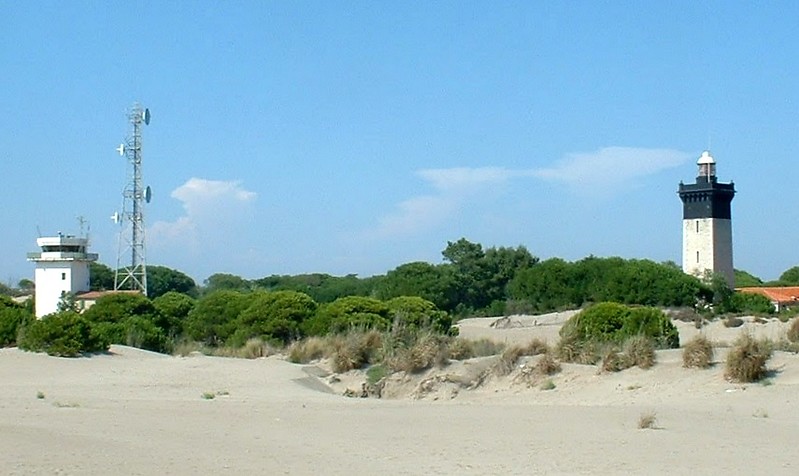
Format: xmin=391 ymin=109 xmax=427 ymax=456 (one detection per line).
xmin=114 ymin=103 xmax=151 ymax=295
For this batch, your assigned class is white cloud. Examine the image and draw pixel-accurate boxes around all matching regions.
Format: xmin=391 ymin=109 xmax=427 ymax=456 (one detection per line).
xmin=533 ymin=146 xmax=691 ymax=191
xmin=361 ymin=146 xmax=691 ymax=240
xmin=149 ymin=178 xmax=257 ymax=248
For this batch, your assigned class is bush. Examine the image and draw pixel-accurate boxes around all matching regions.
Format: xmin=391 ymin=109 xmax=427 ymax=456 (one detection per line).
xmin=559 ymin=302 xmax=679 ymax=349
xmin=320 ymin=296 xmax=391 ymax=334
xmin=723 ymin=316 xmax=744 ymax=328
xmin=18 ymin=312 xmax=108 ymax=357
xmin=683 ymin=335 xmax=714 ymax=368
xmin=385 ymin=296 xmax=453 ymax=335
xmin=725 ymin=334 xmax=772 ymax=382
xmin=0 ymin=305 xmax=33 ymax=347
xmin=230 ymin=291 xmax=318 ymax=346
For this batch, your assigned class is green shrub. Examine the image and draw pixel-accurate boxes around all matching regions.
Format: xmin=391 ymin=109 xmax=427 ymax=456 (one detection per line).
xmin=725 ymin=334 xmax=772 ymax=382
xmin=683 ymin=335 xmax=714 ymax=368
xmin=385 ymin=296 xmax=453 ymax=335
xmin=559 ymin=302 xmax=679 ymax=349
xmin=320 ymin=297 xmax=391 ymax=334
xmin=229 ymin=291 xmax=318 ymax=346
xmin=18 ymin=312 xmax=108 ymax=357
xmin=0 ymin=305 xmax=33 ymax=346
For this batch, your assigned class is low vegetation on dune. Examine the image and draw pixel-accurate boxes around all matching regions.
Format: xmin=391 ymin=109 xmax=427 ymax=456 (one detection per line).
xmin=725 ymin=334 xmax=773 ymax=383
xmin=683 ymin=335 xmax=714 ymax=369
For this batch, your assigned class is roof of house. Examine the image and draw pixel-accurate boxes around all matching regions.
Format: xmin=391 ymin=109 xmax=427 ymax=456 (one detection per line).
xmin=75 ymin=290 xmax=143 ymax=300
xmin=737 ymin=287 xmax=799 ymax=304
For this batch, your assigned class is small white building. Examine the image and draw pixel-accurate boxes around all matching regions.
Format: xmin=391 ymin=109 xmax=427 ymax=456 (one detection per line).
xmin=27 ymin=234 xmax=98 ymax=318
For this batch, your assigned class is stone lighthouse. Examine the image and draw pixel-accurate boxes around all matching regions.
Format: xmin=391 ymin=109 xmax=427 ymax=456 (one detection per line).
xmin=678 ymin=151 xmax=736 ymax=286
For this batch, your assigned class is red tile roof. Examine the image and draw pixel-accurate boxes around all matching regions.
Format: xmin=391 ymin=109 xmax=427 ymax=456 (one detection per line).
xmin=737 ymin=287 xmax=799 ymax=304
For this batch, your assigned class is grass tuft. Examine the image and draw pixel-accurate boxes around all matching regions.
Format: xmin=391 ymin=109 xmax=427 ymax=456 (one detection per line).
xmin=535 ymin=353 xmax=562 ymax=376
xmin=637 ymin=411 xmax=658 ymax=429
xmin=682 ymin=335 xmax=714 ymax=369
xmin=622 ymin=336 xmax=655 ymax=369
xmin=724 ymin=334 xmax=772 ymax=383
xmin=36 ymin=391 xmax=45 ymax=400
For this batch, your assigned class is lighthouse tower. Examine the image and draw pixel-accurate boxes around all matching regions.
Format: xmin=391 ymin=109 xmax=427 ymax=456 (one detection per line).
xmin=27 ymin=233 xmax=98 ymax=318
xmin=678 ymin=151 xmax=736 ymax=286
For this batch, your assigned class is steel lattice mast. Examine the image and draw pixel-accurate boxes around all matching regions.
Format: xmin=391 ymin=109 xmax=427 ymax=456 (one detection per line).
xmin=114 ymin=103 xmax=151 ymax=295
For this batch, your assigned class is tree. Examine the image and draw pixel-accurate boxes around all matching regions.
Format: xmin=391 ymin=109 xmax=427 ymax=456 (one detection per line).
xmin=184 ymin=290 xmax=249 ymax=345
xmin=89 ymin=262 xmax=115 ymax=291
xmin=82 ymin=292 xmax=170 ymax=352
xmin=0 ymin=296 xmax=33 ymax=347
xmin=779 ymin=266 xmax=799 ymax=285
xmin=308 ymin=296 xmax=390 ymax=335
xmin=203 ymin=273 xmax=251 ymax=293
xmin=17 ymin=279 xmax=34 ymax=293
xmin=375 ymin=262 xmax=454 ymax=310
xmin=146 ymin=265 xmax=197 ymax=299
xmin=229 ymin=291 xmax=318 ymax=346
xmin=385 ymin=296 xmax=453 ymax=334
xmin=735 ymin=269 xmax=764 ymax=288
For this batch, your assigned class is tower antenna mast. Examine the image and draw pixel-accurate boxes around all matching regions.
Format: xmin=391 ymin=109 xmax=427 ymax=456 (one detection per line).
xmin=114 ymin=103 xmax=152 ymax=295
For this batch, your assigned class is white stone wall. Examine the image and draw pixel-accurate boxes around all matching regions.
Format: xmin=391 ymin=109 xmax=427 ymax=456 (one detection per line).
xmin=682 ymin=218 xmax=734 ymax=286
xmin=33 ymin=261 xmax=91 ymax=318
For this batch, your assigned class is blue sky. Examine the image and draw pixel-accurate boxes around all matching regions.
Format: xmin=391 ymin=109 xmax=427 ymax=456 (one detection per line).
xmin=2 ymin=2 xmax=798 ymax=285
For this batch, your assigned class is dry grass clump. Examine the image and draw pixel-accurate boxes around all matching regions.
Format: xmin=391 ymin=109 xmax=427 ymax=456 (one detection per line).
xmin=557 ymin=337 xmax=602 ymax=365
xmin=600 ymin=336 xmax=655 ymax=373
xmin=447 ymin=338 xmax=505 ymax=360
xmin=173 ymin=340 xmax=208 ymax=356
xmin=682 ymin=335 xmax=714 ymax=368
xmin=331 ymin=330 xmax=383 ymax=373
xmin=623 ymin=335 xmax=655 ymax=369
xmin=637 ymin=411 xmax=658 ymax=429
xmin=534 ymin=353 xmax=561 ymax=376
xmin=493 ymin=345 xmax=527 ymax=376
xmin=523 ymin=338 xmax=550 ymax=356
xmin=388 ymin=333 xmax=449 ymax=373
xmin=288 ymin=336 xmax=330 ymax=363
xmin=724 ymin=334 xmax=773 ymax=383
xmin=211 ymin=338 xmax=279 ymax=359
xmin=787 ymin=318 xmax=799 ymax=343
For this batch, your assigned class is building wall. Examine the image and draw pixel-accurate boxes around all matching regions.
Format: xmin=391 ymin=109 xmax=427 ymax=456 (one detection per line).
xmin=682 ymin=218 xmax=734 ymax=286
xmin=34 ymin=261 xmax=91 ymax=318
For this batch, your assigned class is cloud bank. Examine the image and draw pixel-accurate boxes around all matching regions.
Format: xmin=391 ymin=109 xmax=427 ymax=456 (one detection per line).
xmin=363 ymin=146 xmax=691 ymax=239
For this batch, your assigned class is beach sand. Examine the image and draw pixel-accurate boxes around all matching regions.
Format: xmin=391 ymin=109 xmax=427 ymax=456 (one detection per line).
xmin=2 ymin=314 xmax=798 ymax=475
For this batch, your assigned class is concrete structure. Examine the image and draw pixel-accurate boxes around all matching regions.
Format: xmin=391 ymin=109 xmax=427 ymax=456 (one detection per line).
xmin=678 ymin=151 xmax=736 ymax=286
xmin=27 ymin=234 xmax=98 ymax=318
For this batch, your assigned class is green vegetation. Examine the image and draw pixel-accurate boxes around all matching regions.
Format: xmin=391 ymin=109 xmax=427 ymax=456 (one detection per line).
xmin=559 ymin=302 xmax=679 ymax=349
xmin=18 ymin=312 xmax=109 ymax=357
xmin=0 ymin=296 xmax=33 ymax=346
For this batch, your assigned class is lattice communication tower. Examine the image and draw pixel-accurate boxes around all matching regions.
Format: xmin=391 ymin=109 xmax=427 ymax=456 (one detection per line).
xmin=113 ymin=103 xmax=152 ymax=295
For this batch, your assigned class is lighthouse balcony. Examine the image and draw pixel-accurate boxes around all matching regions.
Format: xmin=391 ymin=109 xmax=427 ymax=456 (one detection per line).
xmin=27 ymin=252 xmax=99 ymax=262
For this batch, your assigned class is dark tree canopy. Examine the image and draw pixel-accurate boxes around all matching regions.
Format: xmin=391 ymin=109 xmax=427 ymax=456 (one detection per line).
xmin=203 ymin=273 xmax=252 ymax=293
xmin=89 ymin=262 xmax=115 ymax=291
xmin=146 ymin=265 xmax=197 ymax=299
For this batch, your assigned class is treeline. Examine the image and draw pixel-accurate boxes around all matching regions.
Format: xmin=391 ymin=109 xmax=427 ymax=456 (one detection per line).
xmin=3 ymin=237 xmax=792 ymax=357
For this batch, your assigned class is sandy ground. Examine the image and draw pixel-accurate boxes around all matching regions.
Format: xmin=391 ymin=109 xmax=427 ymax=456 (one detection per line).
xmin=2 ymin=314 xmax=799 ymax=475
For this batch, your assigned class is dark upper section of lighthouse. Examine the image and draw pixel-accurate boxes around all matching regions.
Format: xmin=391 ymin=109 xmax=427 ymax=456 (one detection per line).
xmin=678 ymin=151 xmax=735 ymax=220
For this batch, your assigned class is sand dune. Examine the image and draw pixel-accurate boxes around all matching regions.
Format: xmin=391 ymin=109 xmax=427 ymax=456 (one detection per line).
xmin=2 ymin=314 xmax=798 ymax=475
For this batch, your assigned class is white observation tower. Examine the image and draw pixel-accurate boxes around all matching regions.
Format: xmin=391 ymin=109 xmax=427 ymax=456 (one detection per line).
xmin=27 ymin=233 xmax=98 ymax=318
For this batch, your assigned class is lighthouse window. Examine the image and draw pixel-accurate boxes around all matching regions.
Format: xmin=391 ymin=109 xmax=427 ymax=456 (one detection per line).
xmin=61 ymin=273 xmax=66 ymax=280
xmin=696 ymin=251 xmax=699 ymax=263
xmin=696 ymin=221 xmax=699 ymax=233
